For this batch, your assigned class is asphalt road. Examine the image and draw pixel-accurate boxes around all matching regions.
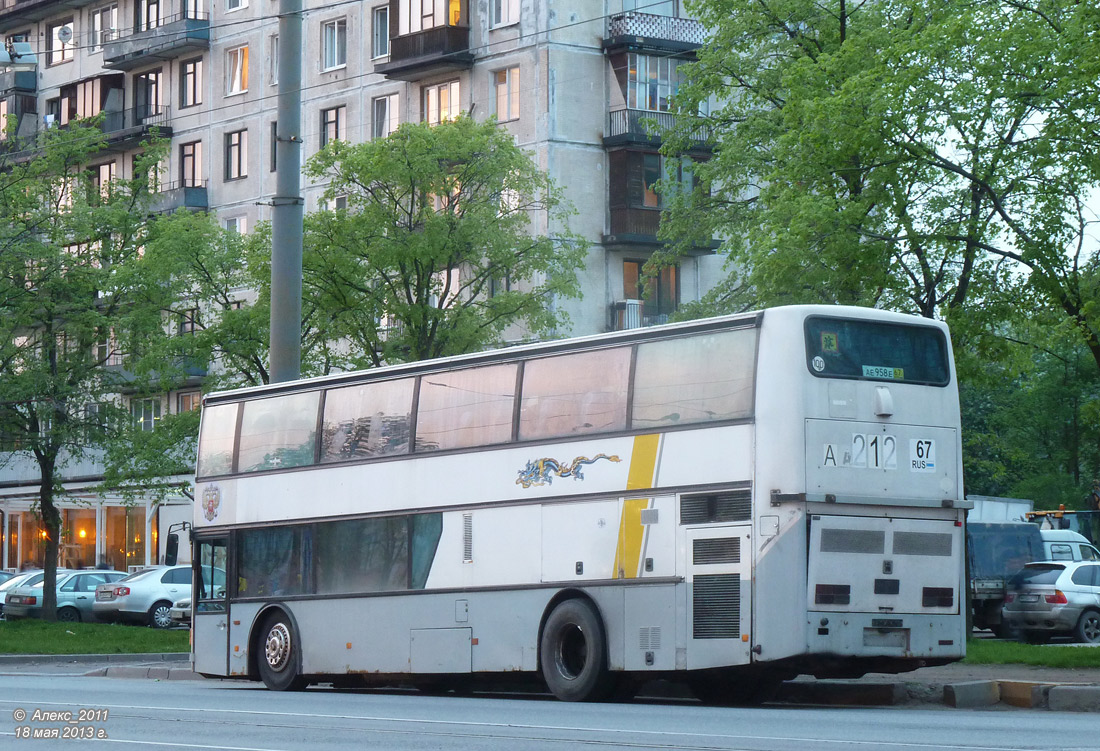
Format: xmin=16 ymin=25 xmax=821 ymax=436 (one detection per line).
xmin=1 ymin=673 xmax=1097 ymax=751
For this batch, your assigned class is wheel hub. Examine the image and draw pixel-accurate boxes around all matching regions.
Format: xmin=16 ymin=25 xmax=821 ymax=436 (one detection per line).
xmin=265 ymin=622 xmax=292 ymax=672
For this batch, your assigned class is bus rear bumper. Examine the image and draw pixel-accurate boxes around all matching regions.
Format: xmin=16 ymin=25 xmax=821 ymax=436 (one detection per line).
xmin=802 ymin=611 xmax=965 ymax=673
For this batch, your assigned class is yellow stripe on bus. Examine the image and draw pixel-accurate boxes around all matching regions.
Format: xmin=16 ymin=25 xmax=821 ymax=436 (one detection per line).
xmin=614 ymin=434 xmax=660 ymax=578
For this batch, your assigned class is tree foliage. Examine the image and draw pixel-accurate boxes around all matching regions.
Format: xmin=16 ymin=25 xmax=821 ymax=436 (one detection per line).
xmin=303 ymin=115 xmax=586 ymax=368
xmin=0 ymin=124 xmax=205 ymax=617
xmin=667 ymin=0 xmax=1100 ymax=365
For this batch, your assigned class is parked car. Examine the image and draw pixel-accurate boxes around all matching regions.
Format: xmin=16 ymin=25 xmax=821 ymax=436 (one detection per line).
xmin=0 ymin=570 xmax=54 ymax=620
xmin=1039 ymin=529 xmax=1100 ymax=562
xmin=0 ymin=571 xmax=13 ymax=585
xmin=1002 ymin=561 xmax=1100 ymax=644
xmin=93 ymin=565 xmax=195 ymax=628
xmin=4 ymin=570 xmax=126 ymax=622
xmin=169 ymin=597 xmax=191 ymax=625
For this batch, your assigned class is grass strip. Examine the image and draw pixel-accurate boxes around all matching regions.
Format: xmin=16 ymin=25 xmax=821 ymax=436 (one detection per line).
xmin=963 ymin=638 xmax=1100 ymax=668
xmin=0 ymin=619 xmax=188 ymax=655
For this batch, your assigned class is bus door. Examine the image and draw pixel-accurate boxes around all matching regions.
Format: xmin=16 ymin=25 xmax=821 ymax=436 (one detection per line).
xmin=685 ymin=525 xmax=752 ymax=669
xmin=193 ymin=536 xmax=229 ymax=676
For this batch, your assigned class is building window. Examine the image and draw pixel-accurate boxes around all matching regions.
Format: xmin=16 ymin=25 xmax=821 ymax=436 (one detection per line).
xmin=47 ymin=20 xmax=74 ymax=66
xmin=491 ymin=0 xmax=518 ymax=27
xmin=320 ymin=105 xmax=346 ymax=147
xmin=90 ymin=5 xmax=118 ymax=51
xmin=397 ymin=0 xmax=463 ymax=34
xmin=372 ymin=93 xmax=398 ymax=138
xmin=181 ymin=58 xmax=203 ymax=108
xmin=270 ymin=121 xmax=277 ymax=172
xmin=92 ymin=161 xmax=116 ymax=188
xmin=177 ymin=392 xmax=201 ymax=413
xmin=224 ymin=216 xmax=246 ymax=233
xmin=322 ymin=194 xmax=348 ymax=211
xmin=134 ymin=69 xmax=163 ymax=121
xmin=625 ymin=53 xmax=704 ymax=114
xmin=181 ymin=141 xmax=202 ymax=187
xmin=226 ymin=0 xmax=247 ymax=10
xmin=623 ymin=259 xmax=678 ymax=323
xmin=422 ymin=81 xmax=459 ymax=125
xmin=131 ymin=398 xmax=162 ymax=432
xmin=322 ymin=19 xmax=347 ymax=71
xmin=493 ymin=66 xmax=519 ymax=122
xmin=269 ymin=34 xmax=279 ymax=85
xmin=178 ymin=308 xmax=199 ymax=335
xmin=225 ymin=129 xmax=247 ymax=180
xmin=139 ymin=0 xmax=161 ymax=31
xmin=372 ymin=5 xmax=389 ymax=58
xmin=226 ymin=45 xmax=249 ymax=95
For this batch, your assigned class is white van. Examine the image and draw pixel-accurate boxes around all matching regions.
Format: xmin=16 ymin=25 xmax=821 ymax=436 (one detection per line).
xmin=1039 ymin=529 xmax=1100 ymax=561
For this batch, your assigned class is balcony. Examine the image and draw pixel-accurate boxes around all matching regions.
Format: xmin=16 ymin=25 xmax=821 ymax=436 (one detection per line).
xmin=604 ymin=11 xmax=707 ymax=54
xmin=100 ymin=105 xmax=173 ymax=151
xmin=149 ymin=179 xmax=208 ymax=213
xmin=604 ymin=108 xmax=711 ymax=150
xmin=604 ymin=206 xmax=718 ymax=255
xmin=374 ymin=25 xmax=473 ymax=80
xmin=0 ymin=0 xmax=98 ymax=24
xmin=610 ymin=299 xmax=673 ymax=331
xmin=103 ymin=13 xmax=211 ymax=71
xmin=0 ymin=69 xmax=34 ymax=95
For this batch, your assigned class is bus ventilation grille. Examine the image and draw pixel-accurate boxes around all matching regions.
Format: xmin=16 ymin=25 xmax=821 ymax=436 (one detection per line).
xmin=680 ymin=489 xmax=751 ymax=524
xmin=639 ymin=626 xmax=662 ymax=650
xmin=693 ymin=574 xmax=740 ymax=639
xmin=693 ymin=537 xmax=740 ymax=565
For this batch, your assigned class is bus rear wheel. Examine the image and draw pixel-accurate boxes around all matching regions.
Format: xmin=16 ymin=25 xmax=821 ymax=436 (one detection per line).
xmin=258 ymin=612 xmax=307 ymax=691
xmin=540 ymin=598 xmax=613 ymax=702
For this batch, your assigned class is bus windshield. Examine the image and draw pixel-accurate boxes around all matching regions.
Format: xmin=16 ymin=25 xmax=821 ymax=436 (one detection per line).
xmin=805 ymin=316 xmax=949 ymax=386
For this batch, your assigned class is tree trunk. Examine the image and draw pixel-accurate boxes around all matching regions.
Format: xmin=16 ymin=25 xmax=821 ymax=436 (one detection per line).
xmin=38 ymin=458 xmax=61 ymax=622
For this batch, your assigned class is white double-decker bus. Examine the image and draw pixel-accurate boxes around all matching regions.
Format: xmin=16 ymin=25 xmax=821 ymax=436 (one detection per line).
xmin=190 ymin=305 xmax=968 ymax=702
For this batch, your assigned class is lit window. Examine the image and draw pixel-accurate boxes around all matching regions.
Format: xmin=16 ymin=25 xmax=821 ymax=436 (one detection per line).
xmin=226 ymin=45 xmax=249 ymax=95
xmin=178 ymin=392 xmax=201 ymax=413
xmin=494 ymin=67 xmax=519 ymax=122
xmin=322 ymin=19 xmax=347 ymax=71
xmin=422 ymin=80 xmax=460 ymax=125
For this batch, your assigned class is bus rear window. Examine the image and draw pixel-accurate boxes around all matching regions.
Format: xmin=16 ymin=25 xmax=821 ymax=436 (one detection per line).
xmin=805 ymin=317 xmax=949 ymax=386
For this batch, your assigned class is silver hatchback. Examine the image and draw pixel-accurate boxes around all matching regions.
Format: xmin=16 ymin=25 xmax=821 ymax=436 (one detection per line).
xmin=1002 ymin=561 xmax=1100 ymax=644
xmin=93 ymin=565 xmax=193 ymax=629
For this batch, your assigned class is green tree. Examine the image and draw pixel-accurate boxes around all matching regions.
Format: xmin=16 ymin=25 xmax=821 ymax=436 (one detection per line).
xmin=0 ymin=124 xmax=199 ymax=618
xmin=303 ymin=115 xmax=586 ymax=368
xmin=665 ymin=0 xmax=1100 ymax=369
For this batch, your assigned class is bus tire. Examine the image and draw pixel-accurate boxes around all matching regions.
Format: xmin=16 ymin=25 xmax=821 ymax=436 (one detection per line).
xmin=258 ymin=612 xmax=307 ymax=691
xmin=540 ymin=598 xmax=613 ymax=702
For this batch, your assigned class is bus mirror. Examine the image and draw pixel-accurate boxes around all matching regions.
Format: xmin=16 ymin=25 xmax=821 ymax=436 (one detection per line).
xmin=165 ymin=533 xmax=179 ymax=566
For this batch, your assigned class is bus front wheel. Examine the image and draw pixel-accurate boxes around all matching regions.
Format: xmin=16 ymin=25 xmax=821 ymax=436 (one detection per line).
xmin=540 ymin=598 xmax=613 ymax=702
xmin=257 ymin=612 xmax=307 ymax=691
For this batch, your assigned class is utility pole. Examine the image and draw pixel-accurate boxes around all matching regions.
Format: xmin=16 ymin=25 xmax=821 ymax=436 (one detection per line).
xmin=269 ymin=0 xmax=303 ymax=383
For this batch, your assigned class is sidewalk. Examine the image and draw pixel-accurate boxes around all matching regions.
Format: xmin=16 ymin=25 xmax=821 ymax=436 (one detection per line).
xmin=2 ymin=653 xmax=1098 ymax=711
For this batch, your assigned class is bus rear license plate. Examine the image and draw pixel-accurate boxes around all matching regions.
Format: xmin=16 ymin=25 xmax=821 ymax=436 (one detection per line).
xmin=863 ymin=628 xmax=909 ymax=649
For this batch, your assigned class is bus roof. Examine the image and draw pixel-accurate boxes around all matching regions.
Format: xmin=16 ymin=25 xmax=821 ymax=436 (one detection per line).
xmin=203 ymin=304 xmax=947 ymax=407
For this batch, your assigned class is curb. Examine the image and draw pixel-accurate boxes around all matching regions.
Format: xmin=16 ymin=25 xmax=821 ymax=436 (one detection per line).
xmin=84 ymin=666 xmax=202 ymax=681
xmin=0 ymin=653 xmax=188 ymax=666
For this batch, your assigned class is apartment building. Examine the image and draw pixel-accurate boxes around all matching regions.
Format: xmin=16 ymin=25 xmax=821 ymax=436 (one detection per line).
xmin=0 ymin=0 xmax=724 ymax=570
